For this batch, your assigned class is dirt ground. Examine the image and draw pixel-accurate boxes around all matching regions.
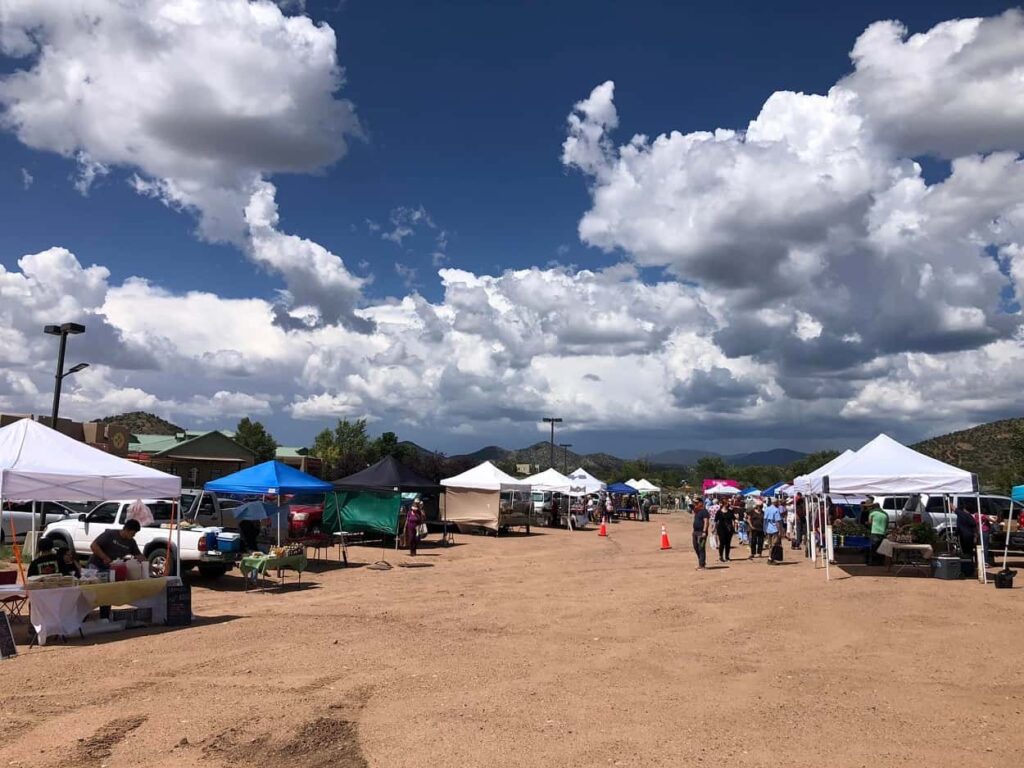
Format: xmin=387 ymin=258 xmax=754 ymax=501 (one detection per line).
xmin=2 ymin=511 xmax=1023 ymax=768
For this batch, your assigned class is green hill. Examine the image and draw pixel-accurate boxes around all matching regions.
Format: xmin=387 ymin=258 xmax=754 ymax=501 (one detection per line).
xmin=912 ymin=417 xmax=1024 ymax=491
xmin=97 ymin=411 xmax=183 ymax=436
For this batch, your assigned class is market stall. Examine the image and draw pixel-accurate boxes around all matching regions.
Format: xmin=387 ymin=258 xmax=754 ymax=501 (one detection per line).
xmin=821 ymin=433 xmax=978 ymax=582
xmin=325 ymin=455 xmax=440 ymax=539
xmin=606 ymin=481 xmax=639 ymax=519
xmin=441 ymin=462 xmax=532 ymax=534
xmin=0 ymin=418 xmax=183 ymax=642
xmin=205 ymin=461 xmax=332 ymax=552
xmin=568 ymin=467 xmax=606 ymax=494
xmin=522 ymin=468 xmax=588 ymax=529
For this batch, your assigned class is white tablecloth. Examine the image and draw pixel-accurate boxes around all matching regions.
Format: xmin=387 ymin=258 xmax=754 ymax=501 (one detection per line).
xmin=29 ymin=578 xmax=172 ymax=645
xmin=877 ymin=540 xmax=934 ymax=560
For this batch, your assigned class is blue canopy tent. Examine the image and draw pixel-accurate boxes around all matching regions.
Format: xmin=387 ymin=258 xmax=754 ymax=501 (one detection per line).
xmin=741 ymin=487 xmax=761 ymax=496
xmin=607 ymin=482 xmax=638 ymax=494
xmin=205 ymin=461 xmax=332 ymax=545
xmin=762 ymin=481 xmax=786 ymax=497
xmin=1013 ymin=485 xmax=1024 ymax=504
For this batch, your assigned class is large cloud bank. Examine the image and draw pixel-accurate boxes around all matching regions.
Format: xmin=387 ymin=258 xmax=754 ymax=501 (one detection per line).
xmin=1 ymin=3 xmax=1023 ymax=446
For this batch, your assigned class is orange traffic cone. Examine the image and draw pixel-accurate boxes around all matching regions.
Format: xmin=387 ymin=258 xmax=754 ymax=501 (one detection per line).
xmin=660 ymin=525 xmax=671 ymax=550
xmin=598 ymin=517 xmax=608 ymax=537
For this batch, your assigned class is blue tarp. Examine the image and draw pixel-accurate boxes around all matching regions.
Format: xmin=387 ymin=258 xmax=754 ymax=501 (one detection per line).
xmin=205 ymin=460 xmax=332 ymax=495
xmin=741 ymin=487 xmax=761 ymax=496
xmin=1013 ymin=485 xmax=1024 ymax=504
xmin=607 ymin=482 xmax=638 ymax=494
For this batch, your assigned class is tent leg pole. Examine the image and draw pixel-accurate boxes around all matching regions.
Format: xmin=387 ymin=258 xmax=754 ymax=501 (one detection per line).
xmin=977 ymin=492 xmax=987 ymax=585
xmin=1003 ymin=500 xmax=1014 ymax=572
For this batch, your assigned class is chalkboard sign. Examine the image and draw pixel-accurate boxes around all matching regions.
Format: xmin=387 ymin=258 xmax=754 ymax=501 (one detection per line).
xmin=165 ymin=583 xmax=192 ymax=627
xmin=0 ymin=613 xmax=16 ymax=660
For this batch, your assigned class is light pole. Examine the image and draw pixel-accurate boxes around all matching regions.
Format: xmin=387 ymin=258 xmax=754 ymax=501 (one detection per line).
xmin=559 ymin=443 xmax=573 ymax=474
xmin=43 ymin=323 xmax=87 ymax=429
xmin=542 ymin=417 xmax=562 ymax=468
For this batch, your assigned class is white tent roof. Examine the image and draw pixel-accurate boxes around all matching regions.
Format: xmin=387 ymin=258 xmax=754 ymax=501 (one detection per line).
xmin=522 ymin=467 xmax=574 ymax=494
xmin=823 ymin=433 xmax=976 ymax=495
xmin=793 ymin=449 xmax=856 ymax=494
xmin=568 ymin=467 xmax=606 ymax=494
xmin=625 ymin=478 xmax=640 ymax=488
xmin=0 ymin=418 xmax=182 ymax=502
xmin=441 ymin=460 xmax=531 ymax=492
xmin=633 ymin=478 xmax=660 ymax=492
xmin=706 ymin=483 xmax=740 ymax=495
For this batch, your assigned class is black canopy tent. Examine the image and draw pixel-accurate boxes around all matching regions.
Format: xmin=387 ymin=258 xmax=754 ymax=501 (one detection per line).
xmin=323 ymin=456 xmax=441 ymax=537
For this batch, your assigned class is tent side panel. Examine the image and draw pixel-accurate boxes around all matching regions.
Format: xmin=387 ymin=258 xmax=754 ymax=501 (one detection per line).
xmin=444 ymin=487 xmax=499 ymax=531
xmin=336 ymin=491 xmax=401 ymax=535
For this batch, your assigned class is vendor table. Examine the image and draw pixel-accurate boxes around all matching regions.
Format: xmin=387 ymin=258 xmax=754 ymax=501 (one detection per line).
xmin=29 ymin=577 xmax=172 ymax=646
xmin=877 ymin=540 xmax=934 ymax=576
xmin=240 ymin=553 xmax=308 ymax=591
xmin=616 ymin=507 xmax=639 ymax=521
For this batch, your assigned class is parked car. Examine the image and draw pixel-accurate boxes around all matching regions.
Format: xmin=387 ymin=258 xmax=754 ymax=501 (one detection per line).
xmin=901 ymin=494 xmax=1012 ymax=539
xmin=42 ymin=499 xmax=235 ymax=578
xmin=180 ymin=489 xmax=244 ymax=529
xmin=1 ymin=501 xmax=91 ymax=544
xmin=287 ymin=493 xmax=326 ymax=538
xmin=531 ymin=491 xmax=553 ymax=520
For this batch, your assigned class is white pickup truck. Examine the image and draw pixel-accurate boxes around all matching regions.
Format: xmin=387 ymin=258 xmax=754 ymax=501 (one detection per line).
xmin=42 ymin=499 xmax=236 ymax=579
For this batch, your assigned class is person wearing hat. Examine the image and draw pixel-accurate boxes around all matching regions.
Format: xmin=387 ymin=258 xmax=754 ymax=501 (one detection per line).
xmin=405 ymin=499 xmax=424 ymax=556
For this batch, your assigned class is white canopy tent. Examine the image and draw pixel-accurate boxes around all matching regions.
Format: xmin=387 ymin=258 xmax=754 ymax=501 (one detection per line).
xmin=0 ymin=418 xmax=183 ymax=575
xmin=793 ymin=449 xmax=856 ymax=495
xmin=632 ymin=479 xmax=661 ymax=493
xmin=568 ymin=467 xmax=606 ymax=494
xmin=0 ymin=418 xmax=181 ymax=501
xmin=522 ymin=468 xmax=589 ymax=529
xmin=822 ymin=434 xmax=976 ymax=496
xmin=706 ymin=483 xmax=740 ymax=496
xmin=523 ymin=467 xmax=578 ymax=494
xmin=821 ymin=433 xmax=979 ymax=582
xmin=441 ymin=461 xmax=532 ymax=533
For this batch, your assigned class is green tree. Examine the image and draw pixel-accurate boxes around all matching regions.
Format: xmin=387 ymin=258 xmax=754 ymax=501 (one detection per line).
xmin=370 ymin=431 xmax=412 ymax=462
xmin=311 ymin=418 xmax=372 ymax=478
xmin=234 ymin=418 xmax=278 ymax=463
xmin=692 ymin=455 xmax=729 ymax=484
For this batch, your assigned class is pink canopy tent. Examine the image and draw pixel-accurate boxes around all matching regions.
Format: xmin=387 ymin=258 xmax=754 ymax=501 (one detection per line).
xmin=701 ymin=478 xmax=740 ymax=492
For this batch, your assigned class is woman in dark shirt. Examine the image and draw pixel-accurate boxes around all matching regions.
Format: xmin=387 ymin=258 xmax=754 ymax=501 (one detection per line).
xmin=716 ymin=504 xmax=736 ymax=562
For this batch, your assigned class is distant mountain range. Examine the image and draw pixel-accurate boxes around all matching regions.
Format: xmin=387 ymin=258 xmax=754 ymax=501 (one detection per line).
xmin=441 ymin=441 xmax=806 ymax=473
xmin=645 ymin=447 xmax=807 ymax=467
xmin=912 ymin=417 xmax=1023 ymax=489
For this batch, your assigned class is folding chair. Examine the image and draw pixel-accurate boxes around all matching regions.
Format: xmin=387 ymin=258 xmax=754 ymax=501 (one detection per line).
xmin=0 ymin=570 xmax=28 ymax=621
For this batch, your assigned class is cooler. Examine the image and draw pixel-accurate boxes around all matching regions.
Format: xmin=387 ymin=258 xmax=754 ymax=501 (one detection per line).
xmin=216 ymin=532 xmax=242 ymax=553
xmin=932 ymin=554 xmax=961 ymax=580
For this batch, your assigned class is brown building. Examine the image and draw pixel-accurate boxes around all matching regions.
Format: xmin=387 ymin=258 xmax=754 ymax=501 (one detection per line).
xmin=0 ymin=414 xmax=130 ymax=455
xmin=128 ymin=431 xmax=254 ymax=488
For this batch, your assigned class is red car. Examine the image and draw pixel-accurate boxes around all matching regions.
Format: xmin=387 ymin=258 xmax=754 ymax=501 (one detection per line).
xmin=287 ymin=493 xmax=326 ymax=538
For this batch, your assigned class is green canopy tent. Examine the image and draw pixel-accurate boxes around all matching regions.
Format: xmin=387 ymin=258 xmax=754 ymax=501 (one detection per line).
xmin=324 ymin=456 xmax=440 ymax=537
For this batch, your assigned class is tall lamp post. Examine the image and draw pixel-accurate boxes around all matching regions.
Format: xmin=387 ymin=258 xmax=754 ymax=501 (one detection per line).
xmin=542 ymin=417 xmax=562 ymax=468
xmin=559 ymin=443 xmax=573 ymax=474
xmin=43 ymin=323 xmax=87 ymax=428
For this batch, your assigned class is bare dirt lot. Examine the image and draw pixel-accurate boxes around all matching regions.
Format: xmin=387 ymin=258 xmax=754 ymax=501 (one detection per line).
xmin=3 ymin=511 xmax=1023 ymax=768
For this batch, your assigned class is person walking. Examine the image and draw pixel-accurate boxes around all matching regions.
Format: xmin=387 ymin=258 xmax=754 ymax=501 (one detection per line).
xmin=866 ymin=498 xmax=889 ymax=566
xmin=405 ymin=499 xmax=424 ymax=556
xmin=737 ymin=504 xmax=748 ymax=545
xmin=716 ymin=503 xmax=736 ymax=562
xmin=793 ymin=493 xmax=806 ymax=550
xmin=764 ymin=500 xmax=783 ymax=564
xmin=692 ymin=500 xmax=710 ymax=570
xmin=748 ymin=502 xmax=765 ymax=558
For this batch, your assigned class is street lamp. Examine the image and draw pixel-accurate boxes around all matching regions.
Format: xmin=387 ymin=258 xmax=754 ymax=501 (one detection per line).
xmin=559 ymin=443 xmax=573 ymax=474
xmin=43 ymin=322 xmax=86 ymax=428
xmin=542 ymin=417 xmax=562 ymax=468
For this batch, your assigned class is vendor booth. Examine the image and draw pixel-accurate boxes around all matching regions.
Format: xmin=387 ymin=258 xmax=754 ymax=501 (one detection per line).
xmin=325 ymin=455 xmax=440 ymax=537
xmin=568 ymin=467 xmax=606 ymax=494
xmin=522 ymin=468 xmax=588 ymax=529
xmin=205 ymin=461 xmax=333 ymax=583
xmin=821 ymin=433 xmax=979 ymax=582
xmin=0 ymin=418 xmax=183 ymax=644
xmin=440 ymin=461 xmax=532 ymax=534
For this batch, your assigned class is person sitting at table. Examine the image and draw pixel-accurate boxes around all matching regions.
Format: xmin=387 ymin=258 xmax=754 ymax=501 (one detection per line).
xmin=88 ymin=519 xmax=145 ymax=570
xmin=28 ymin=539 xmax=81 ymax=577
xmin=239 ymin=518 xmax=261 ymax=553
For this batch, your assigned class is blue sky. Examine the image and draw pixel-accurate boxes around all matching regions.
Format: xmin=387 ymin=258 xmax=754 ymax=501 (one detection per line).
xmin=1 ymin=1 xmax=1022 ymax=459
